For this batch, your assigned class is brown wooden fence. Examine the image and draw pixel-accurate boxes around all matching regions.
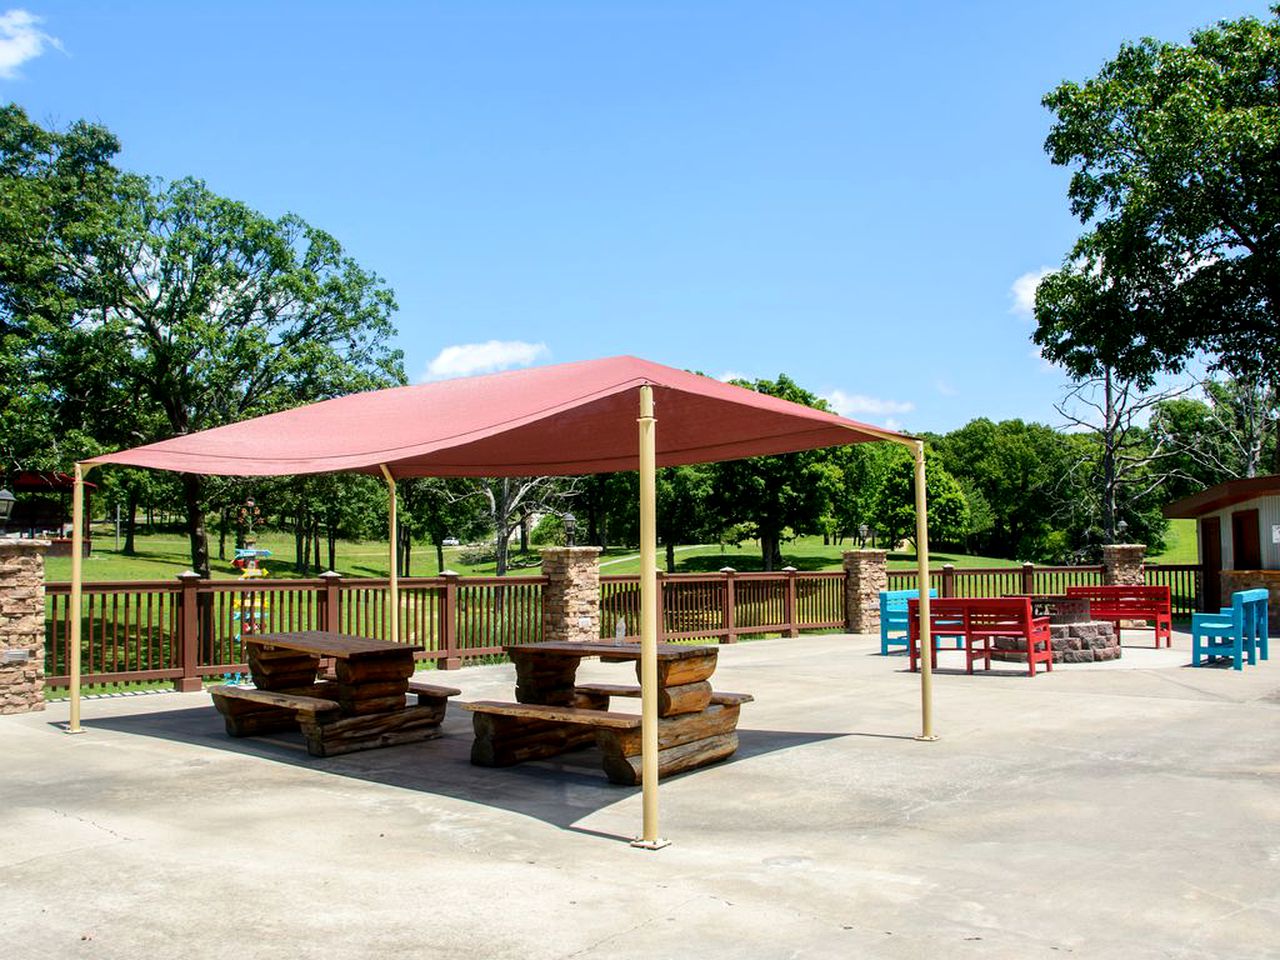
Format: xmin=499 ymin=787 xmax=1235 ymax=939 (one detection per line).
xmin=44 ymin=573 xmax=546 ymax=689
xmin=599 ymin=570 xmax=846 ymax=644
xmin=44 ymin=561 xmax=1202 ymax=689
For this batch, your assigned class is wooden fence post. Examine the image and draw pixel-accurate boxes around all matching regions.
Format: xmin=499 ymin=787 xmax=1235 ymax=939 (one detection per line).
xmin=782 ymin=566 xmax=799 ymax=637
xmin=941 ymin=563 xmax=956 ymax=598
xmin=1021 ymin=561 xmax=1036 ymax=595
xmin=174 ymin=571 xmax=203 ymax=692
xmin=720 ymin=567 xmax=737 ymax=644
xmin=319 ymin=571 xmax=342 ymax=632
xmin=439 ymin=571 xmax=461 ymax=669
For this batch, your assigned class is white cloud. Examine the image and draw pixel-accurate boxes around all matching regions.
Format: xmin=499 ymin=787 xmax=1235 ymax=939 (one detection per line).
xmin=717 ymin=370 xmax=749 ymax=383
xmin=422 ymin=340 xmax=549 ymax=380
xmin=1009 ymin=266 xmax=1052 ymax=318
xmin=1028 ymin=346 xmax=1056 ymax=373
xmin=0 ymin=10 xmax=61 ymax=78
xmin=934 ymin=379 xmax=957 ymax=397
xmin=822 ymin=389 xmax=914 ymax=418
xmin=883 ymin=417 xmax=903 ymax=432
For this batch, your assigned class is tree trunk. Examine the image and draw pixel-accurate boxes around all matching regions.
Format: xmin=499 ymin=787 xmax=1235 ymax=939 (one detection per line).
xmin=181 ymin=473 xmax=211 ymax=578
xmin=312 ymin=517 xmax=321 ymax=572
xmin=327 ymin=523 xmax=337 ymax=572
xmin=294 ymin=516 xmax=306 ymax=575
xmin=519 ymin=510 xmax=529 ymax=554
xmin=1102 ymin=367 xmax=1117 ymax=541
xmin=435 ymin=542 xmax=445 ymax=574
xmin=666 ymin=541 xmax=676 ymax=573
xmin=760 ymin=533 xmax=781 ymax=572
xmin=218 ymin=506 xmax=228 ymax=561
xmin=123 ymin=486 xmax=139 ymax=555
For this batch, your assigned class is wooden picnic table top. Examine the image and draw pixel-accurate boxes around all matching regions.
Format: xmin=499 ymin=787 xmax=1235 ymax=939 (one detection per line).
xmin=503 ymin=640 xmax=715 ymax=661
xmin=250 ymin=630 xmax=422 ymax=659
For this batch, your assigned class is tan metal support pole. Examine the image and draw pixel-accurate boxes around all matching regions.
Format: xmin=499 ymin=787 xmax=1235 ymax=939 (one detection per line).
xmin=68 ymin=462 xmax=93 ymax=734
xmin=913 ymin=441 xmax=937 ymax=741
xmin=631 ymin=385 xmax=668 ymax=849
xmin=380 ymin=465 xmax=399 ymax=644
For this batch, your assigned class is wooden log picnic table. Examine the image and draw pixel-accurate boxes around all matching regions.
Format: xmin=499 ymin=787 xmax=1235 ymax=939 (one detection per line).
xmin=208 ymin=631 xmax=459 ymax=757
xmin=466 ymin=640 xmax=752 ymax=785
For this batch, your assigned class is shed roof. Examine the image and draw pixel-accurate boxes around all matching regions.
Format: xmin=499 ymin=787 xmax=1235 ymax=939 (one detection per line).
xmin=1163 ymin=475 xmax=1280 ymax=519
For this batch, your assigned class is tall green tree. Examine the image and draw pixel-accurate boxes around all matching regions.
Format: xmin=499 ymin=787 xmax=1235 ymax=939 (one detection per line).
xmin=872 ymin=448 xmax=970 ymax=551
xmin=0 ymin=109 xmax=405 ymax=575
xmin=932 ymin=418 xmax=1071 ymax=559
xmin=709 ymin=375 xmax=843 ymax=571
xmin=1034 ymin=7 xmax=1280 ymax=458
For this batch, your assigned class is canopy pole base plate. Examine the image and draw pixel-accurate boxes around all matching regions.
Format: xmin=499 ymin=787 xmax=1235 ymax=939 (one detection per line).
xmin=630 ymin=837 xmax=671 ymax=851
xmin=915 ymin=734 xmax=939 ymax=742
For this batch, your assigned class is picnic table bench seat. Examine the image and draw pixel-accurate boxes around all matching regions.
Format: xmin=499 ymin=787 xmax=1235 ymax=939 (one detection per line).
xmin=210 ymin=667 xmax=461 ymax=758
xmin=907 ymin=597 xmax=1053 ymax=677
xmin=465 ymin=694 xmax=745 ymax=785
xmin=1064 ymin=585 xmax=1172 ymax=647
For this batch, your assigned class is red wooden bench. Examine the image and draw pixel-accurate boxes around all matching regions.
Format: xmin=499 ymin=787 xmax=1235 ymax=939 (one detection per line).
xmin=907 ymin=597 xmax=1053 ymax=677
xmin=1064 ymin=585 xmax=1172 ymax=648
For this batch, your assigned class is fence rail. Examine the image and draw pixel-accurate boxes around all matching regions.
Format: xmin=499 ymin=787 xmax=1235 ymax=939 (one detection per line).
xmin=600 ymin=570 xmax=845 ymax=644
xmin=44 ymin=573 xmax=547 ymax=688
xmin=43 ymin=560 xmax=1202 ymax=689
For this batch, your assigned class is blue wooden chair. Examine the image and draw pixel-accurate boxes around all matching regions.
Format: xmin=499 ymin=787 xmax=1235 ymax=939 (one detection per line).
xmin=880 ymin=588 xmax=962 ymax=655
xmin=1192 ymin=588 xmax=1270 ymax=670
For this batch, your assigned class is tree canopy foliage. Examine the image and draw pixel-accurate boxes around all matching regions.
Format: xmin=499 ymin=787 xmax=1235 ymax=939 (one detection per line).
xmin=1033 ymin=7 xmax=1280 ymax=394
xmin=0 ymin=106 xmax=404 ymax=575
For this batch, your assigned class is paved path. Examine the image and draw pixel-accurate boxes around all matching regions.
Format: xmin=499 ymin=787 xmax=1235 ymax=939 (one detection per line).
xmin=2 ymin=630 xmax=1277 ymax=959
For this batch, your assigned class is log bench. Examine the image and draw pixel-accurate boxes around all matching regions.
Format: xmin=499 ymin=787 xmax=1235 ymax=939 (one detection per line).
xmin=465 ymin=695 xmax=748 ymax=785
xmin=210 ymin=633 xmax=462 ymax=758
xmin=210 ymin=681 xmax=457 ymax=758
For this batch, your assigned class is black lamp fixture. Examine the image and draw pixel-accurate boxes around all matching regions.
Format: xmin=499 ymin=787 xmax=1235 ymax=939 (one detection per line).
xmin=0 ymin=487 xmax=14 ymax=524
xmin=858 ymin=523 xmax=869 ymax=543
xmin=1116 ymin=519 xmax=1129 ymax=540
xmin=563 ymin=512 xmax=577 ymax=547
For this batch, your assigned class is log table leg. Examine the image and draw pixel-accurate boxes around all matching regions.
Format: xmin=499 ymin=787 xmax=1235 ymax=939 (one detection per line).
xmin=510 ymin=651 xmax=581 ymax=706
xmin=595 ymin=702 xmax=743 ymax=785
xmin=470 ymin=712 xmax=597 ymax=766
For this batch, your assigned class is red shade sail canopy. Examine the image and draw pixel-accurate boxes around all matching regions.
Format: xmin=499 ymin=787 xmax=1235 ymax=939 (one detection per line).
xmin=92 ymin=355 xmax=911 ymax=477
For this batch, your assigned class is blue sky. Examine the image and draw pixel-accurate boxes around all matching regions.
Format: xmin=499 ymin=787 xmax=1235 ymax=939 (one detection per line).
xmin=2 ymin=2 xmax=1270 ymax=433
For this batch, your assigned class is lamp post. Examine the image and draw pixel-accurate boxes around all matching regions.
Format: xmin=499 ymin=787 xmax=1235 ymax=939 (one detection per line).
xmin=1115 ymin=519 xmax=1128 ymax=542
xmin=0 ymin=487 xmax=14 ymax=531
xmin=858 ymin=523 xmax=869 ymax=546
xmin=563 ymin=512 xmax=577 ymax=548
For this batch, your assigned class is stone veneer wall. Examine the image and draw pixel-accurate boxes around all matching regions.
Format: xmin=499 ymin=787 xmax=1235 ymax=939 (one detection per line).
xmin=1220 ymin=569 xmax=1280 ymax=632
xmin=540 ymin=546 xmax=603 ymax=643
xmin=1101 ymin=544 xmax=1146 ymax=586
xmin=0 ymin=539 xmax=49 ymax=715
xmin=843 ymin=550 xmax=887 ymax=634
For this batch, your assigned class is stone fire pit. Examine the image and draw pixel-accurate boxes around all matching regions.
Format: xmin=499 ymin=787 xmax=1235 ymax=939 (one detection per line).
xmin=991 ymin=595 xmax=1122 ymax=664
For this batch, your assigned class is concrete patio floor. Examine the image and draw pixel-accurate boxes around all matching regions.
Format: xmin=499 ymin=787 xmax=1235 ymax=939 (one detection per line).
xmin=2 ymin=630 xmax=1278 ymax=960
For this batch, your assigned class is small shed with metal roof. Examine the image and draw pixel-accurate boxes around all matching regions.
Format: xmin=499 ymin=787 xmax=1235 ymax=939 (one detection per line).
xmin=1164 ymin=475 xmax=1280 ymax=619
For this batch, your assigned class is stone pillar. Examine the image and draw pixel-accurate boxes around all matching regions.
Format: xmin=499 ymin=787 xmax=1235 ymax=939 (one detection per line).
xmin=0 ymin=539 xmax=49 ymax=715
xmin=1102 ymin=544 xmax=1146 ymax=586
xmin=540 ymin=546 xmax=602 ymax=643
xmin=843 ymin=550 xmax=887 ymax=634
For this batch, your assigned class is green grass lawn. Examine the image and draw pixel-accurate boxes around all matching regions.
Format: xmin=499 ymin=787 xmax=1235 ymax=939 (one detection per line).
xmin=47 ymin=526 xmax=1029 ymax=582
xmin=48 ymin=522 xmax=1199 ymax=584
xmin=1147 ymin=518 xmax=1198 ymax=564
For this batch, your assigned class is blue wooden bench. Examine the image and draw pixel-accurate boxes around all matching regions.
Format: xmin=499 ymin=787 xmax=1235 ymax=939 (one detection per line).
xmin=881 ymin=588 xmax=963 ymax=655
xmin=1192 ymin=588 xmax=1270 ymax=670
